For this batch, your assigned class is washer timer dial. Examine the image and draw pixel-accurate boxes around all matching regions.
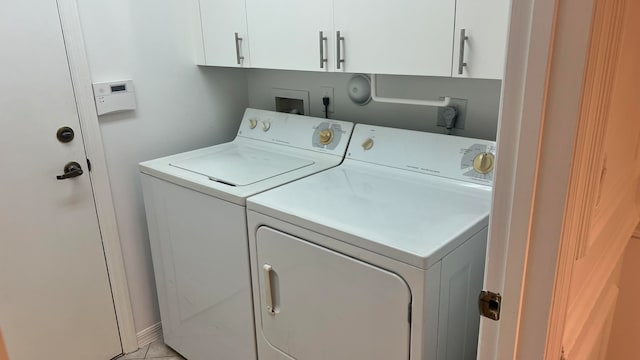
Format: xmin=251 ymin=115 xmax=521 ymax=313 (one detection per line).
xmin=312 ymin=122 xmax=343 ymax=150
xmin=319 ymin=129 xmax=334 ymax=145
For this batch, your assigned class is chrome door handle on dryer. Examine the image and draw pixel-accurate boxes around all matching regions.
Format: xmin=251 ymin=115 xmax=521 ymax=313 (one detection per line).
xmin=263 ymin=264 xmax=276 ymax=315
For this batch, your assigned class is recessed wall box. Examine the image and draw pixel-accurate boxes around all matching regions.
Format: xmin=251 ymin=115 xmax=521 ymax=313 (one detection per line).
xmin=93 ymin=80 xmax=137 ymax=115
xmin=272 ymin=88 xmax=310 ymax=115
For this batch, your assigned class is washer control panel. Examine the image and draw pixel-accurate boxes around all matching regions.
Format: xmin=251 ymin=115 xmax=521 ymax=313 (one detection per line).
xmin=236 ymin=108 xmax=354 ymax=156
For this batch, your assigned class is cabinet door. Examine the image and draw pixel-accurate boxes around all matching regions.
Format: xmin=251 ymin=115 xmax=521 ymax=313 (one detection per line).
xmin=245 ymin=0 xmax=333 ymax=72
xmin=453 ymin=0 xmax=510 ymax=79
xmin=255 ymin=226 xmax=411 ymax=360
xmin=200 ymin=0 xmax=250 ymax=67
xmin=333 ymin=0 xmax=455 ymax=76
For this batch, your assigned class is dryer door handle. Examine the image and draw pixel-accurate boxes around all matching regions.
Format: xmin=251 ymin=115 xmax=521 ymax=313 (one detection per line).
xmin=263 ymin=264 xmax=276 ymax=315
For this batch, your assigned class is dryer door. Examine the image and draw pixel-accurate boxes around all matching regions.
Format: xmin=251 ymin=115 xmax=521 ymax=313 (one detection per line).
xmin=255 ymin=226 xmax=412 ymax=360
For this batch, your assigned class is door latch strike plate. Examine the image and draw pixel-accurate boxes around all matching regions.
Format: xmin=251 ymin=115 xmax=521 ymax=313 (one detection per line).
xmin=479 ymin=290 xmax=501 ymax=321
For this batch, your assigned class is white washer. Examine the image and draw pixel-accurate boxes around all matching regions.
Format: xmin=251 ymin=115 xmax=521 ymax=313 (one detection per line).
xmin=246 ymin=124 xmax=496 ymax=360
xmin=139 ymin=108 xmax=354 ymax=360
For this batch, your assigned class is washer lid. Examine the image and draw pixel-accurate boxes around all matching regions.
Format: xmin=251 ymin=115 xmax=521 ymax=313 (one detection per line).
xmin=170 ymin=145 xmax=314 ymax=186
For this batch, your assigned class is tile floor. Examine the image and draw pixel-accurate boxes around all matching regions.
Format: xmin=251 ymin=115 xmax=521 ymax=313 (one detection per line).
xmin=122 ymin=340 xmax=185 ymax=360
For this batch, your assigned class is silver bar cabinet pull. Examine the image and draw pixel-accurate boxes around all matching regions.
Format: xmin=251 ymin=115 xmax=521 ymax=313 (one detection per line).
xmin=336 ymin=31 xmax=345 ymax=70
xmin=235 ymin=32 xmax=244 ymax=65
xmin=458 ymin=29 xmax=469 ymax=75
xmin=319 ymin=31 xmax=328 ymax=69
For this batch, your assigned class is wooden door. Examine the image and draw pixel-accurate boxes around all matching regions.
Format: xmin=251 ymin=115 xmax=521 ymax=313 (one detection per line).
xmin=558 ymin=0 xmax=640 ymax=357
xmin=0 ymin=330 xmax=7 ymax=360
xmin=0 ymin=1 xmax=122 ymax=359
xmin=476 ymin=0 xmax=640 ymax=357
xmin=333 ymin=0 xmax=455 ymax=76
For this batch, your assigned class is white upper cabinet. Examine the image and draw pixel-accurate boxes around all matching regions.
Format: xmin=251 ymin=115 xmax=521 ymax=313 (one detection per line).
xmin=194 ymin=0 xmax=510 ymax=79
xmin=453 ymin=0 xmax=511 ymax=79
xmin=333 ymin=0 xmax=456 ymax=76
xmin=199 ymin=0 xmax=250 ymax=67
xmin=245 ymin=0 xmax=334 ymax=72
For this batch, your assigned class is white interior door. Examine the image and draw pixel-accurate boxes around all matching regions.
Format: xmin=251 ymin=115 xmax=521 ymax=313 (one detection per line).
xmin=0 ymin=2 xmax=121 ymax=360
xmin=255 ymin=227 xmax=411 ymax=360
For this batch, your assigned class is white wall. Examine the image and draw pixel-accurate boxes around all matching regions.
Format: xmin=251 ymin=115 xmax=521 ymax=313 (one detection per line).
xmin=248 ymin=70 xmax=502 ymax=140
xmin=76 ymin=0 xmax=249 ymax=333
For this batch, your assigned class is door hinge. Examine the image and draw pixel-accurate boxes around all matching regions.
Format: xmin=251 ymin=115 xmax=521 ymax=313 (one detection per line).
xmin=479 ymin=290 xmax=501 ymax=321
xmin=408 ymin=302 xmax=412 ymax=324
xmin=86 ymin=158 xmax=92 ymax=172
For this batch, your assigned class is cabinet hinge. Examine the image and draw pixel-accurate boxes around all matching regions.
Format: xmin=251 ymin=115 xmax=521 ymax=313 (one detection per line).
xmin=86 ymin=158 xmax=92 ymax=172
xmin=479 ymin=290 xmax=501 ymax=321
xmin=408 ymin=302 xmax=412 ymax=324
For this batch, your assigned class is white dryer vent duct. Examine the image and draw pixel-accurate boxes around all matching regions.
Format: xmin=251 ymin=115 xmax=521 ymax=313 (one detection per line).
xmin=367 ymin=74 xmax=452 ymax=108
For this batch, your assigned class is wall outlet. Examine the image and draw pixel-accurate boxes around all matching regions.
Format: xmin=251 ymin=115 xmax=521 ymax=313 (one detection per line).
xmin=437 ymin=98 xmax=468 ymax=130
xmin=320 ymin=86 xmax=334 ymax=113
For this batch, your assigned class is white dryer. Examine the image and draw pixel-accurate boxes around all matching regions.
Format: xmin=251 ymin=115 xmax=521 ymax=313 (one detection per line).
xmin=139 ymin=109 xmax=354 ymax=360
xmin=246 ymin=124 xmax=496 ymax=360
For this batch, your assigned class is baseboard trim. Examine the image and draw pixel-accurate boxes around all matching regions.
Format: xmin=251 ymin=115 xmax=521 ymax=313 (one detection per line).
xmin=136 ymin=322 xmax=163 ymax=349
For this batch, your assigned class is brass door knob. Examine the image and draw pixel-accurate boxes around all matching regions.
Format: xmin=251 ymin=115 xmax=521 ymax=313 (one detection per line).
xmin=319 ymin=129 xmax=334 ymax=145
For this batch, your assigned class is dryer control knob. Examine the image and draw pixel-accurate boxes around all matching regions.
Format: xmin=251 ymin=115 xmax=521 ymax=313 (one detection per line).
xmin=362 ymin=138 xmax=374 ymax=150
xmin=262 ymin=121 xmax=271 ymax=132
xmin=473 ymin=152 xmax=495 ymax=174
xmin=319 ymin=129 xmax=334 ymax=145
xmin=249 ymin=118 xmax=258 ymax=129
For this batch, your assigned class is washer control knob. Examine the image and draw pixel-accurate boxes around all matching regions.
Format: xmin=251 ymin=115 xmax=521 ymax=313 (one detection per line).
xmin=262 ymin=121 xmax=271 ymax=132
xmin=319 ymin=129 xmax=334 ymax=145
xmin=361 ymin=138 xmax=374 ymax=151
xmin=473 ymin=152 xmax=495 ymax=174
xmin=249 ymin=118 xmax=258 ymax=129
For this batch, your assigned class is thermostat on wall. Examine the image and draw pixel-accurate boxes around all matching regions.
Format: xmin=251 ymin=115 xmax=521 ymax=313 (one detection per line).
xmin=93 ymin=80 xmax=137 ymax=115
